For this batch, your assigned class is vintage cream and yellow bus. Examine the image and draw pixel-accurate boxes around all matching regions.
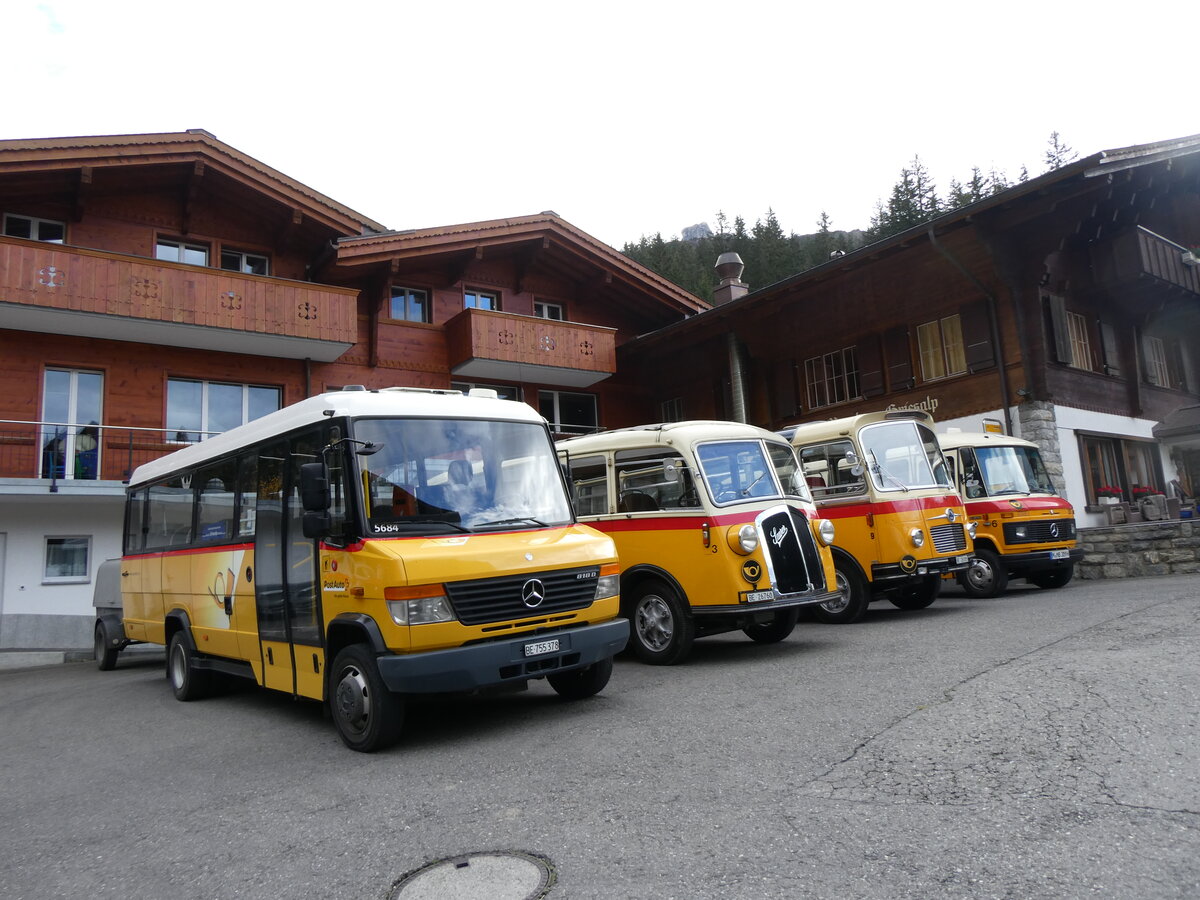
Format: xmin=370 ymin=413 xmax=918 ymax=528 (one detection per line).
xmin=95 ymin=386 xmax=626 ymax=751
xmin=938 ymin=431 xmax=1083 ymax=596
xmin=782 ymin=410 xmax=975 ymax=623
xmin=556 ymin=421 xmax=839 ymax=665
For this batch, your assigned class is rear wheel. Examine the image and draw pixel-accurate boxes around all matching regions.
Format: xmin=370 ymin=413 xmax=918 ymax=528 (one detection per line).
xmin=548 ymin=657 xmax=613 ymax=699
xmin=329 ymin=644 xmax=404 ymax=753
xmin=812 ymin=559 xmax=869 ymax=624
xmin=627 ymin=579 xmax=694 ymax=665
xmin=890 ymin=574 xmax=941 ymax=610
xmin=960 ymin=547 xmax=1008 ymax=598
xmin=742 ymin=608 xmax=799 ymax=643
xmin=94 ymin=622 xmax=118 ymax=671
xmin=1029 ymin=563 xmax=1074 ymax=590
xmin=167 ymin=631 xmax=210 ymax=701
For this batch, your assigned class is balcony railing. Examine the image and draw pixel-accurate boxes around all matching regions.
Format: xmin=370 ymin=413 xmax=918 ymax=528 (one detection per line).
xmin=0 ymin=236 xmax=359 ymax=361
xmin=1091 ymin=226 xmax=1200 ymax=297
xmin=445 ymin=308 xmax=617 ymax=388
xmin=0 ymin=420 xmax=216 ymax=489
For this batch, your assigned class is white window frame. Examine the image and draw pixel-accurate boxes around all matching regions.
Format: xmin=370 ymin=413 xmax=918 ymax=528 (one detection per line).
xmin=1144 ymin=336 xmax=1170 ymax=387
xmin=43 ymin=535 xmax=91 ymax=584
xmin=3 ymin=213 xmax=66 ymax=243
xmin=534 ymin=301 xmax=565 ymax=320
xmin=220 ymin=248 xmax=270 ymax=276
xmin=389 ymin=286 xmax=432 ymax=323
xmin=917 ymin=314 xmax=966 ymax=381
xmin=464 ymin=289 xmax=499 ymax=311
xmin=1066 ymin=311 xmax=1092 ymax=371
xmin=156 ymin=238 xmax=209 ymax=266
xmin=41 ymin=367 xmax=104 ymax=479
xmin=167 ymin=378 xmax=281 ymax=442
xmin=804 ymin=346 xmax=859 ymax=410
xmin=539 ymin=390 xmax=598 ymax=435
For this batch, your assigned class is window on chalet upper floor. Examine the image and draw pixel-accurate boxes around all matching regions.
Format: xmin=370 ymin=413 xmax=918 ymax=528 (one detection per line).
xmin=464 ymin=289 xmax=499 ymax=311
xmin=4 ymin=213 xmax=65 ymax=243
xmin=220 ymin=248 xmax=270 ymax=276
xmin=661 ymin=397 xmax=684 ymax=423
xmin=1143 ymin=334 xmax=1192 ymax=391
xmin=167 ymin=378 xmax=281 ymax=442
xmin=389 ymin=286 xmax=431 ymax=323
xmin=804 ymin=346 xmax=859 ymax=410
xmin=156 ymin=238 xmax=209 ymax=266
xmin=917 ymin=314 xmax=966 ymax=381
xmin=539 ymin=390 xmax=598 ymax=435
xmin=1065 ymin=311 xmax=1092 ymax=371
xmin=535 ymin=301 xmax=565 ymax=320
xmin=1045 ymin=294 xmax=1100 ymax=372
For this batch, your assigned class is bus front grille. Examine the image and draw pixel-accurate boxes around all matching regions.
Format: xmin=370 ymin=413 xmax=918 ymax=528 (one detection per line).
xmin=930 ymin=523 xmax=967 ymax=554
xmin=446 ymin=566 xmax=600 ymax=626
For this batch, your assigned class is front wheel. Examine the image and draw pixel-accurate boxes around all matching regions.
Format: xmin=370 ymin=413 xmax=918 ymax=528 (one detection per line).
xmin=812 ymin=559 xmax=869 ymax=624
xmin=960 ymin=547 xmax=1008 ymax=598
xmin=94 ymin=622 xmax=118 ymax=671
xmin=891 ymin=574 xmax=942 ymax=610
xmin=547 ymin=657 xmax=613 ymax=699
xmin=329 ymin=644 xmax=404 ymax=753
xmin=1029 ymin=563 xmax=1074 ymax=590
xmin=742 ymin=608 xmax=799 ymax=644
xmin=626 ymin=579 xmax=695 ymax=665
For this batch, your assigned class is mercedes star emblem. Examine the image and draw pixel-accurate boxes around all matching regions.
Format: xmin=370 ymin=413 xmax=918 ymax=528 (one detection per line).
xmin=521 ymin=578 xmax=546 ymax=608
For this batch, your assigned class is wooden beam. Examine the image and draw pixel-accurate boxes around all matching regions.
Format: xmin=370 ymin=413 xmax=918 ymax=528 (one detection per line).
xmin=181 ymin=160 xmax=205 ymax=235
xmin=71 ymin=166 xmax=92 ymax=222
xmin=444 ymin=247 xmax=482 ymax=288
xmin=276 ymin=207 xmax=303 ymax=248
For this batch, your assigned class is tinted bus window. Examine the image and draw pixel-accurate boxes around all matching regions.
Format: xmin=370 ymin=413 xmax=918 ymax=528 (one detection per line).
xmin=146 ymin=475 xmax=194 ymax=550
xmin=196 ymin=458 xmax=238 ymax=544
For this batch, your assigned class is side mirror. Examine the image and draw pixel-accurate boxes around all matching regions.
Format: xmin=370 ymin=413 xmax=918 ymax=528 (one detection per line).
xmin=300 ymin=462 xmax=330 ymax=512
xmin=663 ymin=460 xmax=680 ymax=483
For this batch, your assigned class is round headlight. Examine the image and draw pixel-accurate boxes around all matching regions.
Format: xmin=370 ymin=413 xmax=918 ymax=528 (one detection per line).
xmin=816 ymin=518 xmax=835 ymax=546
xmin=909 ymin=528 xmax=925 ymax=549
xmin=727 ymin=523 xmax=759 ymax=555
xmin=967 ymin=521 xmax=978 ymax=539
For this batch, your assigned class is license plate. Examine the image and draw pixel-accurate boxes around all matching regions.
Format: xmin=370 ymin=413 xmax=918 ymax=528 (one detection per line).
xmin=1050 ymin=549 xmax=1069 ymax=560
xmin=956 ymin=555 xmax=971 ymax=564
xmin=744 ymin=589 xmax=774 ymax=603
xmin=524 ymin=639 xmax=560 ymax=657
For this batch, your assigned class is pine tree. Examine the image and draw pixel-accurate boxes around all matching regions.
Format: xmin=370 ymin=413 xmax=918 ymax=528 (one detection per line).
xmin=1044 ymin=131 xmax=1078 ymax=171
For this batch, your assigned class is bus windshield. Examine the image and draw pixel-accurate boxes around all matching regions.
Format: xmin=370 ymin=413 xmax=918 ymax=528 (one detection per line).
xmin=964 ymin=445 xmax=1056 ymax=497
xmin=859 ymin=421 xmax=952 ymax=492
xmin=354 ymin=417 xmax=573 ymax=534
xmin=695 ymin=439 xmax=811 ymax=505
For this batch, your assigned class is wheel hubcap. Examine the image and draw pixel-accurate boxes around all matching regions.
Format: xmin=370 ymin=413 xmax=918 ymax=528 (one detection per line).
xmin=822 ymin=572 xmax=851 ymax=614
xmin=635 ymin=595 xmax=673 ymax=651
xmin=967 ymin=559 xmax=994 ymax=590
xmin=170 ymin=643 xmax=186 ymax=689
xmin=335 ymin=666 xmax=371 ymax=737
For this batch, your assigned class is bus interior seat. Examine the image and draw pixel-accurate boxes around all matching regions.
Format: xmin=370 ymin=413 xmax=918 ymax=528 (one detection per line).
xmin=618 ymin=490 xmax=659 ymax=513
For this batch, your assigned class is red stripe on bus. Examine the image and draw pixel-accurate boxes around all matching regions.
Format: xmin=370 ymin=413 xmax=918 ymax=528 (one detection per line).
xmin=817 ymin=494 xmax=963 ymax=519
xmin=963 ymin=497 xmax=1073 ymax=514
xmin=124 ymin=542 xmax=255 ymax=560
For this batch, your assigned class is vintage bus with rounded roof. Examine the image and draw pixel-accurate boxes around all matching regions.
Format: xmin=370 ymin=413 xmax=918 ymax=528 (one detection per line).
xmin=782 ymin=410 xmax=975 ymax=623
xmin=557 ymin=420 xmax=839 ymax=665
xmin=938 ymin=430 xmax=1083 ymax=596
xmin=100 ymin=386 xmax=626 ymax=751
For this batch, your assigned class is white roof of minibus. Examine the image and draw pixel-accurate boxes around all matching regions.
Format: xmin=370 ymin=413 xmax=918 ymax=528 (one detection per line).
xmin=556 ymin=420 xmax=790 ymax=455
xmin=782 ymin=410 xmax=934 ymax=444
xmin=937 ymin=431 xmax=1037 ymax=451
xmin=129 ymin=387 xmax=545 ymax=488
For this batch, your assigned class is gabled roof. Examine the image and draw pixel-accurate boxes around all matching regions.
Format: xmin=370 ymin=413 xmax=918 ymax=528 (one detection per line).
xmin=0 ymin=129 xmax=387 ymax=234
xmin=336 ymin=212 xmax=709 ymax=317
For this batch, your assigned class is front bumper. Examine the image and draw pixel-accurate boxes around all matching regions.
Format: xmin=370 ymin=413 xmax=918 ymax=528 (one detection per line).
xmin=872 ymin=553 xmax=973 ymax=583
xmin=376 ymin=618 xmax=629 ymax=693
xmin=1003 ymin=546 xmax=1085 ymax=576
xmin=691 ymin=588 xmax=842 ymax=616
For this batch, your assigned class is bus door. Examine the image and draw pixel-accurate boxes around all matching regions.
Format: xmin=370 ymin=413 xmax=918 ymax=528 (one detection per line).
xmin=254 ymin=435 xmax=324 ymax=699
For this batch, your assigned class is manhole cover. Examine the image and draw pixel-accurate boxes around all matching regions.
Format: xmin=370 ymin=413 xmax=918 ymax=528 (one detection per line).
xmin=390 ymin=850 xmax=555 ymax=900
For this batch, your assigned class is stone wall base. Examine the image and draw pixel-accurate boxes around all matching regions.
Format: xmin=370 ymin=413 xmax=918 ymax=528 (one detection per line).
xmin=1077 ymin=520 xmax=1200 ymax=579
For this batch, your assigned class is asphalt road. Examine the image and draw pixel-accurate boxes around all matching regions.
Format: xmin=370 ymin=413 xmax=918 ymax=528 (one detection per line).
xmin=2 ymin=575 xmax=1198 ymax=899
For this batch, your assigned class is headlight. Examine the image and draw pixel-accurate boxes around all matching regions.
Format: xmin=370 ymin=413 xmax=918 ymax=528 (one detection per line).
xmin=816 ymin=519 xmax=835 ymax=546
xmin=1013 ymin=525 xmax=1027 ymax=539
xmin=967 ymin=522 xmax=978 ymax=539
xmin=727 ymin=523 xmax=759 ymax=554
xmin=385 ymin=586 xmax=455 ymax=625
xmin=910 ymin=528 xmax=925 ymax=549
xmin=594 ymin=565 xmax=620 ymax=600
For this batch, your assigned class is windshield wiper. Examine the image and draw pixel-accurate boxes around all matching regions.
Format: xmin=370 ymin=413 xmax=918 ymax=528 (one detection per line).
xmin=868 ymin=454 xmax=910 ymax=492
xmin=472 ymin=517 xmax=549 ymax=529
xmin=375 ymin=517 xmax=471 ymax=534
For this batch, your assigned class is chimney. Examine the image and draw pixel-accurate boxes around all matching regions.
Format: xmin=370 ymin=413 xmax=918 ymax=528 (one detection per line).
xmin=712 ymin=252 xmax=748 ymax=306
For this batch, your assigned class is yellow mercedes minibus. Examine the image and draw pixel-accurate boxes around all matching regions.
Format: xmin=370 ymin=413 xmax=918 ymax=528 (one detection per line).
xmin=557 ymin=421 xmax=838 ymax=665
xmin=938 ymin=431 xmax=1083 ymax=596
xmin=96 ymin=387 xmax=626 ymax=751
xmin=783 ymin=410 xmax=975 ymax=623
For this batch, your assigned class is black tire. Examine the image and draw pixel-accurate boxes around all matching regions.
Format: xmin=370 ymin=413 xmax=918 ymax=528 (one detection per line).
xmin=891 ymin=574 xmax=941 ymax=610
xmin=547 ymin=656 xmax=613 ymax=699
xmin=960 ymin=546 xmax=1008 ymax=598
xmin=1029 ymin=563 xmax=1074 ymax=590
xmin=94 ymin=622 xmax=118 ymax=671
xmin=328 ymin=644 xmax=404 ymax=752
xmin=742 ymin=608 xmax=800 ymax=644
xmin=626 ymin=579 xmax=695 ymax=665
xmin=167 ymin=631 xmax=211 ymax=701
xmin=812 ymin=559 xmax=869 ymax=624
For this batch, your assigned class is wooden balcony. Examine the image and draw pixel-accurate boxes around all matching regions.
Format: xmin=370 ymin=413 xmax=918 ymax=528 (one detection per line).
xmin=0 ymin=236 xmax=359 ymax=361
xmin=445 ymin=308 xmax=617 ymax=388
xmin=1091 ymin=227 xmax=1200 ymax=303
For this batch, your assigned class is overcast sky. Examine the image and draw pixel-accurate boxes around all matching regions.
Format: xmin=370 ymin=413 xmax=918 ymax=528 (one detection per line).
xmin=8 ymin=1 xmax=1198 ymax=249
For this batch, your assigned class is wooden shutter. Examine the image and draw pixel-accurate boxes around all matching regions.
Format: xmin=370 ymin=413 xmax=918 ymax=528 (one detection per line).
xmin=858 ymin=335 xmax=885 ymax=397
xmin=1045 ymin=293 xmax=1072 ymax=363
xmin=960 ymin=300 xmax=995 ymax=373
xmin=884 ymin=326 xmax=913 ymax=391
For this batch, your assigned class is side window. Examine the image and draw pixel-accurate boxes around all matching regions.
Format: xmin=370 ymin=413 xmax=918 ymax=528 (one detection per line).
xmin=614 ymin=449 xmax=698 ymax=512
xmin=799 ymin=440 xmax=864 ymax=499
xmin=145 ymin=475 xmax=195 ymax=549
xmin=196 ymin=459 xmax=238 ymax=544
xmin=124 ymin=488 xmax=146 ymax=555
xmin=566 ymin=454 xmax=609 ymax=516
xmin=237 ymin=454 xmax=258 ymax=538
xmin=959 ymin=449 xmax=985 ymax=499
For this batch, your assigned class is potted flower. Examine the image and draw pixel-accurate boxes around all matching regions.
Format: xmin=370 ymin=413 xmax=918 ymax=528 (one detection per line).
xmin=1131 ymin=485 xmax=1162 ymax=498
xmin=1096 ymin=485 xmax=1123 ymax=501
